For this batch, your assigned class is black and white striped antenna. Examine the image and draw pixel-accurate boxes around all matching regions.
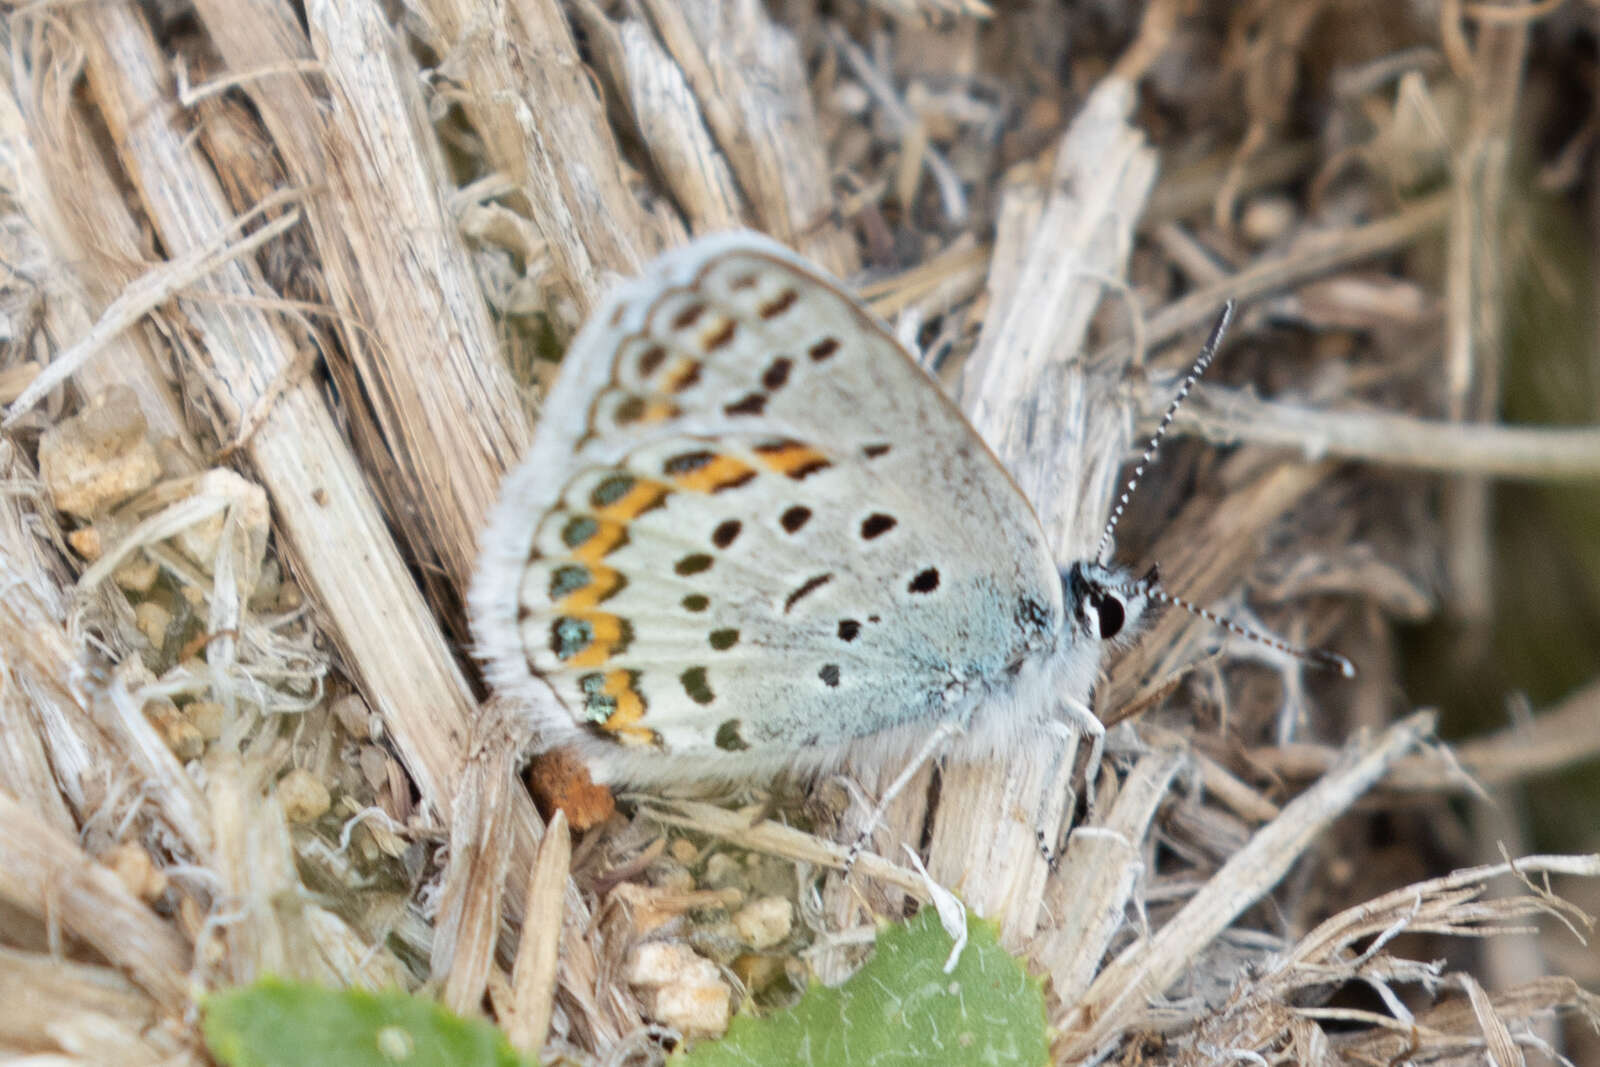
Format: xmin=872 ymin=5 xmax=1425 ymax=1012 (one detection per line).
xmin=1096 ymin=301 xmax=1353 ymax=677
xmin=1095 ymin=301 xmax=1234 ymax=567
xmin=1136 ymin=581 xmax=1355 ymax=677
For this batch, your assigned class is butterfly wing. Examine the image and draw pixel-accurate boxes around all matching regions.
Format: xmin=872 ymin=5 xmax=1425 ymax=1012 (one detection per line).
xmin=472 ymin=232 xmax=1065 ymax=784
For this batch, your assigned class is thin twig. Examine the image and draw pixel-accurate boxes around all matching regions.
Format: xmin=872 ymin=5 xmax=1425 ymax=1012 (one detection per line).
xmin=1155 ymin=381 xmax=1600 ymax=481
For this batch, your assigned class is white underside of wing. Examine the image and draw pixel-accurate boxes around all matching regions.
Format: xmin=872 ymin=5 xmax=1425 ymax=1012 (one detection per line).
xmin=470 ymin=232 xmax=1075 ymax=786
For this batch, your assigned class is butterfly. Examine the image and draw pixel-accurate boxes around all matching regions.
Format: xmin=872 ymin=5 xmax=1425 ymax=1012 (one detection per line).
xmin=470 ymin=231 xmax=1341 ymax=794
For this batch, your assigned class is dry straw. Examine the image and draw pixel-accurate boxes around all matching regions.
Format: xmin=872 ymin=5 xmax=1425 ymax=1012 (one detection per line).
xmin=1 ymin=1 xmax=1597 ymax=1064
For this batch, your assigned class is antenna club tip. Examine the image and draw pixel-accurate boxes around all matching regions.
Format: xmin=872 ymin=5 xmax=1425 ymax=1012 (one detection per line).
xmin=1321 ymin=651 xmax=1356 ymax=678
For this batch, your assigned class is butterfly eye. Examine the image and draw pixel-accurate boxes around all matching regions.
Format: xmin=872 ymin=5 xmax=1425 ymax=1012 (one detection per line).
xmin=1091 ymin=592 xmax=1125 ymax=640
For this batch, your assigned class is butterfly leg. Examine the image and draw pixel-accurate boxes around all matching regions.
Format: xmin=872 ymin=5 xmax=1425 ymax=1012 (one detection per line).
xmin=1034 ymin=700 xmax=1106 ymax=869
xmin=843 ymin=719 xmax=965 ymax=877
xmin=1066 ymin=697 xmax=1107 ymax=812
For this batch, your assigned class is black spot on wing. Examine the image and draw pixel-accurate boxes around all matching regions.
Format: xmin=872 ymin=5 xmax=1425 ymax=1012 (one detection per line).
xmin=711 ymin=519 xmax=742 ymax=549
xmin=703 ymin=318 xmax=736 ymax=350
xmin=637 ymin=344 xmax=667 ymax=376
xmin=725 ymin=393 xmax=766 ymax=416
xmin=1016 ymin=596 xmax=1051 ymax=630
xmin=680 ymin=666 xmax=715 ymax=705
xmin=675 ymin=553 xmax=713 ymax=576
xmin=672 ymin=301 xmax=707 ymax=329
xmin=780 ymin=505 xmax=812 ymax=533
xmin=759 ymin=289 xmax=798 ymax=318
xmin=784 ymin=573 xmax=833 ymax=613
xmin=715 ymin=719 xmax=749 ymax=751
xmin=614 ymin=395 xmax=646 ymax=424
xmin=762 ymin=357 xmax=792 ymax=390
xmin=859 ymin=513 xmax=897 ymax=540
xmin=668 ymin=360 xmax=702 ymax=392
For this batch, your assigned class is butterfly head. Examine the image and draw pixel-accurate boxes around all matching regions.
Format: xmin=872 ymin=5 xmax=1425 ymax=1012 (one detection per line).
xmin=1061 ymin=301 xmax=1352 ymax=678
xmin=1061 ymin=561 xmax=1158 ymax=648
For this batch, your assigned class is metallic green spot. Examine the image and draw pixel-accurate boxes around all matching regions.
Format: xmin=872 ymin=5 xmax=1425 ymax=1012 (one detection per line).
xmin=578 ymin=672 xmax=614 ymax=721
xmin=561 ymin=516 xmax=598 ymax=549
xmin=548 ymin=564 xmax=590 ymax=600
xmin=663 ymin=450 xmax=715 ymax=475
xmin=709 ymin=628 xmax=739 ymax=651
xmin=590 ymin=473 xmax=635 ymax=508
xmin=550 ymin=616 xmax=592 ymax=660
xmin=682 ymin=594 xmax=709 ymax=612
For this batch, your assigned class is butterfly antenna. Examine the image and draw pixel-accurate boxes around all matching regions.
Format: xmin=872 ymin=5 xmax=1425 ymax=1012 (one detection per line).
xmin=1134 ymin=581 xmax=1356 ymax=677
xmin=1095 ymin=301 xmax=1236 ymax=566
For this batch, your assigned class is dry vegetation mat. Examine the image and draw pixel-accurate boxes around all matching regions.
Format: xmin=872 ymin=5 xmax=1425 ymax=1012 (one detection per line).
xmin=1 ymin=1 xmax=1598 ymax=1065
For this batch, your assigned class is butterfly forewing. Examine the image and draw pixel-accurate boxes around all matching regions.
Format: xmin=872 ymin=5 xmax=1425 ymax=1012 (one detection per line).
xmin=473 ymin=233 xmax=1064 ymax=783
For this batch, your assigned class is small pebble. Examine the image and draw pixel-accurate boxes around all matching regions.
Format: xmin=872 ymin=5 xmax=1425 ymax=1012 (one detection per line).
xmin=186 ymin=700 xmax=225 ymax=742
xmin=143 ymin=696 xmax=202 ymax=760
xmin=279 ymin=768 xmax=331 ymax=823
xmin=625 ymin=941 xmax=731 ymax=1039
xmin=703 ymin=852 xmax=743 ymax=890
xmin=101 ymin=842 xmax=167 ymax=902
xmin=134 ymin=601 xmax=172 ymax=649
xmin=329 ymin=693 xmax=373 ymax=741
xmin=113 ymin=554 xmax=160 ymax=594
xmin=1240 ymin=194 xmax=1295 ymax=245
xmin=668 ymin=837 xmax=700 ymax=865
xmin=733 ymin=896 xmax=793 ymax=950
xmin=38 ymin=386 xmax=161 ymax=518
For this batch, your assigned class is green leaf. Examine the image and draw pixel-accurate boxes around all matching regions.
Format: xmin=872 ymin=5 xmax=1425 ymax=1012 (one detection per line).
xmin=203 ymin=977 xmax=537 ymax=1067
xmin=676 ymin=907 xmax=1048 ymax=1067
